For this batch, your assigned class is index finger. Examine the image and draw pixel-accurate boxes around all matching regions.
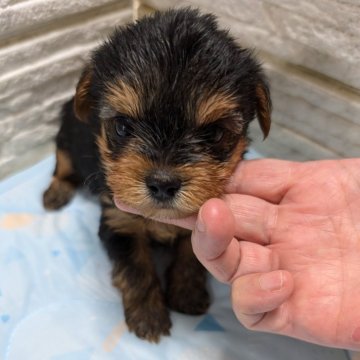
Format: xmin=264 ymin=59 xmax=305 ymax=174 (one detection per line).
xmin=226 ymin=159 xmax=298 ymax=203
xmin=114 ymin=198 xmax=196 ymax=230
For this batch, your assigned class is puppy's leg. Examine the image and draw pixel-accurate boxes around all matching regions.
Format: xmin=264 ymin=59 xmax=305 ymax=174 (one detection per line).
xmin=99 ymin=203 xmax=171 ymax=343
xmin=43 ymin=148 xmax=79 ymax=209
xmin=166 ymin=235 xmax=210 ymax=314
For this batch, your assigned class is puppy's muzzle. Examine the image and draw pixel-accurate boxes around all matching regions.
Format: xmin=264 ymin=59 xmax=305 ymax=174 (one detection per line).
xmin=145 ymin=169 xmax=182 ymax=203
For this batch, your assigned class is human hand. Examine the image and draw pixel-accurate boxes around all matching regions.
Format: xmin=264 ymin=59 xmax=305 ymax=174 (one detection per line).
xmin=115 ymin=158 xmax=360 ymax=350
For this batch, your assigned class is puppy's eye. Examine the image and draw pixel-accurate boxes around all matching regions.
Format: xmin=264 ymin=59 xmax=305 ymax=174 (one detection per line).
xmin=213 ymin=126 xmax=225 ymax=143
xmin=199 ymin=124 xmax=226 ymax=144
xmin=115 ymin=116 xmax=131 ymax=137
xmin=207 ymin=125 xmax=225 ymax=144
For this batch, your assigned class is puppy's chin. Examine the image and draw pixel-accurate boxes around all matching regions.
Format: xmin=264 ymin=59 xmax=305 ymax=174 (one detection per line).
xmin=113 ymin=196 xmax=196 ymax=220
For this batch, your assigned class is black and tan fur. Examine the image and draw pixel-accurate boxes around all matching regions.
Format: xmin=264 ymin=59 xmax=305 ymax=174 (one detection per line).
xmin=43 ymin=8 xmax=271 ymax=342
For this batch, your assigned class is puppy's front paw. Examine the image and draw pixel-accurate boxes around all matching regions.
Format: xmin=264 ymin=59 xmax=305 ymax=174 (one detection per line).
xmin=43 ymin=179 xmax=75 ymax=210
xmin=167 ymin=281 xmax=210 ymax=315
xmin=125 ymin=304 xmax=171 ymax=343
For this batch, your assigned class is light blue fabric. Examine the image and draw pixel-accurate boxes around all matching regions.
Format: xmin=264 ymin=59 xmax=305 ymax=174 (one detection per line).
xmin=0 ymin=154 xmax=350 ymax=360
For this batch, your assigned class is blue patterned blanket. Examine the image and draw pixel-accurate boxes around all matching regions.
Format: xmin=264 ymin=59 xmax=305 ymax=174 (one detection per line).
xmin=0 ymin=154 xmax=349 ymax=360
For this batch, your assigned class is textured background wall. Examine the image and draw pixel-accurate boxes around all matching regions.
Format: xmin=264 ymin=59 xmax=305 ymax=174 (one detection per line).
xmin=1 ymin=0 xmax=359 ymax=179
xmin=136 ymin=0 xmax=360 ymax=160
xmin=0 ymin=0 xmax=132 ymax=179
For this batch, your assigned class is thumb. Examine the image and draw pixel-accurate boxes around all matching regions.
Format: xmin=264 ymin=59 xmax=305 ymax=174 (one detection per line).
xmin=191 ymin=198 xmax=278 ymax=283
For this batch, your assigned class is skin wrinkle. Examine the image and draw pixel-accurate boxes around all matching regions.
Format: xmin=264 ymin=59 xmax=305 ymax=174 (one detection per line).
xmin=326 ymin=171 xmax=353 ymax=246
xmin=236 ymin=274 xmax=283 ymax=317
xmin=205 ymin=239 xmax=276 ymax=285
xmin=266 ymin=302 xmax=292 ymax=334
xmin=280 ymin=163 xmax=294 ymax=204
xmin=301 ymin=178 xmax=345 ymax=346
xmin=263 ymin=162 xmax=292 ymax=204
xmin=242 ymin=288 xmax=291 ymax=333
xmin=226 ymin=243 xmax=242 ymax=284
xmin=229 ymin=243 xmax=273 ymax=284
xmin=265 ymin=203 xmax=278 ymax=245
xmin=348 ymin=161 xmax=360 ymax=193
xmin=329 ymin=168 xmax=349 ymax=344
xmin=338 ymin=161 xmax=360 ymax=242
xmin=246 ymin=312 xmax=266 ymax=329
xmin=214 ymin=238 xmax=241 ymax=284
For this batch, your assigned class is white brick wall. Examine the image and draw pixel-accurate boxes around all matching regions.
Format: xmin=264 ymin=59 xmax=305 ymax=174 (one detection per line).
xmin=1 ymin=0 xmax=359 ymax=178
xmin=137 ymin=0 xmax=360 ymax=160
xmin=0 ymin=0 xmax=132 ymax=179
xmin=141 ymin=0 xmax=360 ymax=88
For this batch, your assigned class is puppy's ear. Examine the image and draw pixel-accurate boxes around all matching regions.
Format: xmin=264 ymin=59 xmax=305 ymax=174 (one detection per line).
xmin=255 ymin=78 xmax=272 ymax=139
xmin=74 ymin=65 xmax=94 ymax=122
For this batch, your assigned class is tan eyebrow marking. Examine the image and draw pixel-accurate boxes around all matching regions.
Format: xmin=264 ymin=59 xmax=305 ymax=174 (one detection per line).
xmin=105 ymin=79 xmax=142 ymax=118
xmin=196 ymin=92 xmax=239 ymax=124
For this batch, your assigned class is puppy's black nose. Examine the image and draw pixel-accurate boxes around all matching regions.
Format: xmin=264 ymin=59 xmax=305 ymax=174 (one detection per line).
xmin=146 ymin=171 xmax=182 ymax=202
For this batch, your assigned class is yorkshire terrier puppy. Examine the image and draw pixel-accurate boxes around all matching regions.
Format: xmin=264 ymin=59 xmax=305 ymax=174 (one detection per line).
xmin=43 ymin=8 xmax=271 ymax=342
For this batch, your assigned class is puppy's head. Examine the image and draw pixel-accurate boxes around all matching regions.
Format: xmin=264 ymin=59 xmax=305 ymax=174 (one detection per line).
xmin=74 ymin=8 xmax=271 ymax=219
